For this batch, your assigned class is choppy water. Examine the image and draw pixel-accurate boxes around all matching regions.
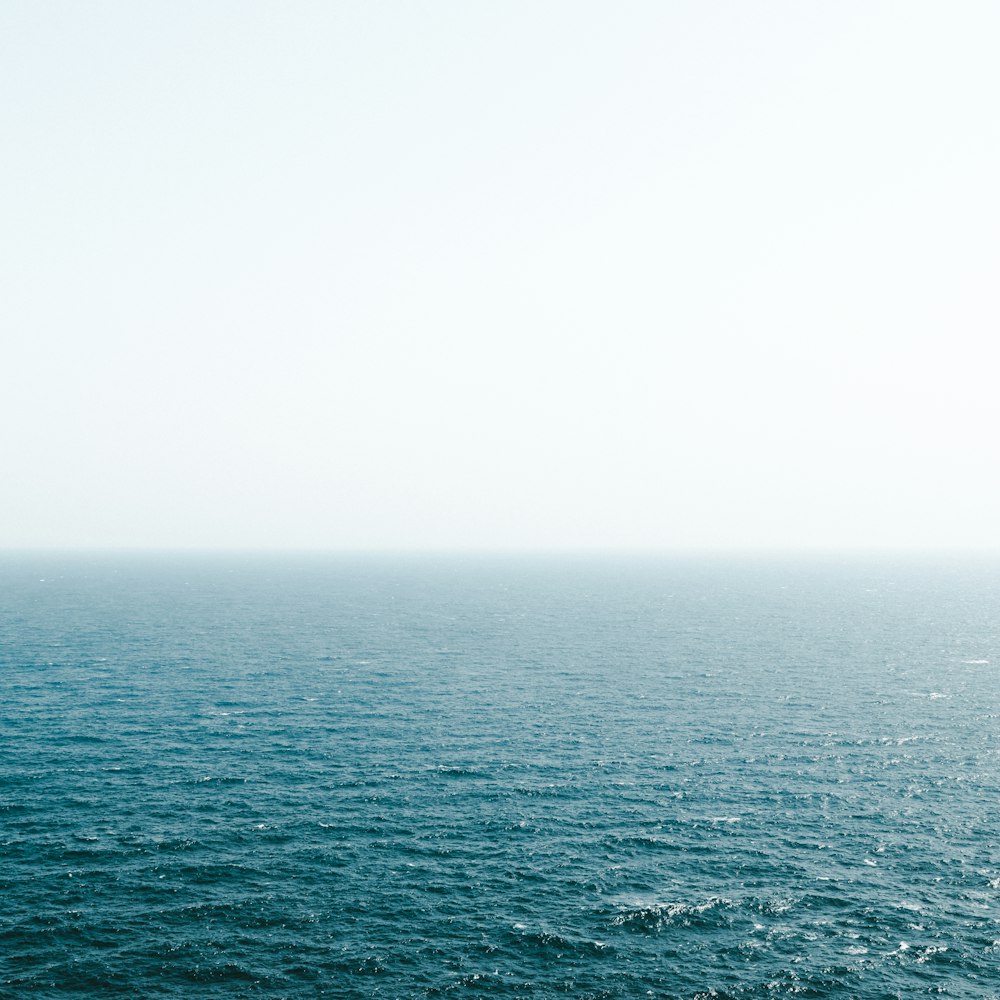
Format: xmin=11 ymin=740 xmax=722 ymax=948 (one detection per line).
xmin=3 ymin=553 xmax=1000 ymax=998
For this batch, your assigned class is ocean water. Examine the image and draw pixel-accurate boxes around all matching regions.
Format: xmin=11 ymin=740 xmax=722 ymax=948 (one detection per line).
xmin=2 ymin=553 xmax=1000 ymax=999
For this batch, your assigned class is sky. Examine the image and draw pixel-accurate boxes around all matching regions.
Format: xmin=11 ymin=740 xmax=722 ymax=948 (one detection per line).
xmin=3 ymin=1 xmax=999 ymax=551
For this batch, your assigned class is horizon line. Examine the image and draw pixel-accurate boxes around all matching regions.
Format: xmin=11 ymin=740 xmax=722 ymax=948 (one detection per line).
xmin=3 ymin=545 xmax=1000 ymax=558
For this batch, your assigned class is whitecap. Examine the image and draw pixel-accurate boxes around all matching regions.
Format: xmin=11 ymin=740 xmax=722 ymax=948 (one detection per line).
xmin=610 ymin=895 xmax=734 ymax=928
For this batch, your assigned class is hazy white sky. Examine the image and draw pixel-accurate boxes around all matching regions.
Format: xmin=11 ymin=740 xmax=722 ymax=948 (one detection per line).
xmin=3 ymin=1 xmax=999 ymax=550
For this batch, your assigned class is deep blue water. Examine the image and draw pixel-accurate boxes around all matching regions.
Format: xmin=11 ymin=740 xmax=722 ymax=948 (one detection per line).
xmin=2 ymin=553 xmax=1000 ymax=998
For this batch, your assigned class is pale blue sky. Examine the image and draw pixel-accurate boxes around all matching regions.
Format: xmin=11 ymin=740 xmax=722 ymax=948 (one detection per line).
xmin=3 ymin=2 xmax=999 ymax=550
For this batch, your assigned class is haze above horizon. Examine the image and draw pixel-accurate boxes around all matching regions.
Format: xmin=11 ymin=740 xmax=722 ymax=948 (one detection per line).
xmin=4 ymin=1 xmax=998 ymax=551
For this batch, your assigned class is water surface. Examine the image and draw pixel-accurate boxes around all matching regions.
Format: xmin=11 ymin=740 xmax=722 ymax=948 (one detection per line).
xmin=3 ymin=553 xmax=999 ymax=997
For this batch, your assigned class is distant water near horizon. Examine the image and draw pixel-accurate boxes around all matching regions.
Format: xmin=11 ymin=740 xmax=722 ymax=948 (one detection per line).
xmin=3 ymin=552 xmax=1000 ymax=998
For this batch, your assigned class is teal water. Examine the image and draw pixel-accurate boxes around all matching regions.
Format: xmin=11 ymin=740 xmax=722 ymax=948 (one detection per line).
xmin=2 ymin=553 xmax=1000 ymax=998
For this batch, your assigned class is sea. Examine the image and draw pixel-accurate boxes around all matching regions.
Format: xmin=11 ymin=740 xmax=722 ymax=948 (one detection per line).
xmin=2 ymin=552 xmax=999 ymax=999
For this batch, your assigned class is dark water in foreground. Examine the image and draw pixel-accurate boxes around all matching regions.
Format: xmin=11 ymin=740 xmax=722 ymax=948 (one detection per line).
xmin=2 ymin=553 xmax=1000 ymax=998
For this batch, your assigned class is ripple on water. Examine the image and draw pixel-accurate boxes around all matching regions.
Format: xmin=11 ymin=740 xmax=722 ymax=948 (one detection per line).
xmin=3 ymin=554 xmax=1000 ymax=997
